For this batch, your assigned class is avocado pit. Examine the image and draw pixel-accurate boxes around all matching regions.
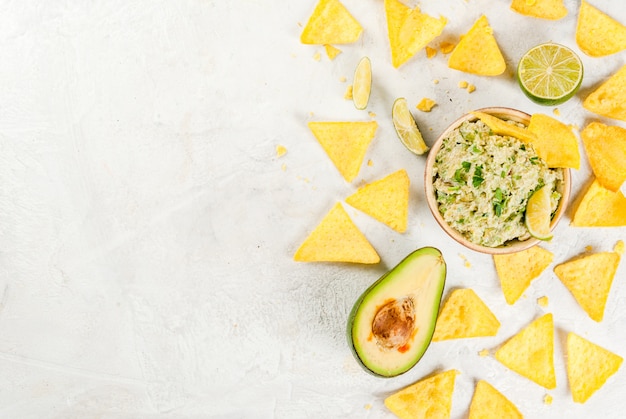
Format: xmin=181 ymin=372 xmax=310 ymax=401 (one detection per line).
xmin=372 ymin=297 xmax=415 ymax=350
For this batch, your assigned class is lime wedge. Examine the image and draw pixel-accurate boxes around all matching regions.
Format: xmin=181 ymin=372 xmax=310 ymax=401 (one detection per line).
xmin=392 ymin=98 xmax=429 ymax=155
xmin=517 ymin=43 xmax=583 ymax=106
xmin=525 ymin=186 xmax=553 ymax=241
xmin=352 ymin=57 xmax=372 ymax=110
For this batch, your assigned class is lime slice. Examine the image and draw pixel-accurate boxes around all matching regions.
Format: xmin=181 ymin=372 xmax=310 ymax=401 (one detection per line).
xmin=517 ymin=43 xmax=583 ymax=106
xmin=352 ymin=57 xmax=372 ymax=110
xmin=525 ymin=186 xmax=553 ymax=241
xmin=392 ymin=98 xmax=429 ymax=155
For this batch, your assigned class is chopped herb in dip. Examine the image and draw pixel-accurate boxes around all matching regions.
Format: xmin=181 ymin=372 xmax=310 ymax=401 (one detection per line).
xmin=433 ymin=119 xmax=562 ymax=247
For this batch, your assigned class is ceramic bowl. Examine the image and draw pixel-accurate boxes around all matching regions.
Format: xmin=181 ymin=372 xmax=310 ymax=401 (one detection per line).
xmin=423 ymin=107 xmax=571 ymax=255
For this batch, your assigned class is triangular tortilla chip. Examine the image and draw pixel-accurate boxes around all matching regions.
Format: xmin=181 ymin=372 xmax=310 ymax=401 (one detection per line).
xmin=308 ymin=121 xmax=377 ymax=182
xmin=553 ymin=249 xmax=621 ymax=321
xmin=527 ymin=113 xmax=580 ymax=169
xmin=300 ymin=0 xmax=363 ymax=45
xmin=572 ymin=178 xmax=626 ymax=227
xmin=493 ymin=246 xmax=554 ymax=305
xmin=579 ymin=121 xmax=626 ymax=192
xmin=576 ymin=0 xmax=626 ymax=57
xmin=510 ymin=0 xmax=567 ymax=20
xmin=384 ymin=370 xmax=458 ymax=418
xmin=345 ymin=169 xmax=409 ymax=232
xmin=384 ymin=0 xmax=447 ymax=68
xmin=567 ymin=332 xmax=623 ymax=403
xmin=448 ymin=15 xmax=506 ymax=76
xmin=468 ymin=380 xmax=523 ymax=419
xmin=472 ymin=112 xmax=537 ymax=143
xmin=324 ymin=44 xmax=342 ymax=60
xmin=583 ymin=65 xmax=626 ymax=122
xmin=432 ymin=288 xmax=500 ymax=341
xmin=294 ymin=203 xmax=379 ymax=263
xmin=495 ymin=313 xmax=556 ymax=389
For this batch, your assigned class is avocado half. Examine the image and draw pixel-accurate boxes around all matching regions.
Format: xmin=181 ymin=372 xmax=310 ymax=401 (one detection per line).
xmin=347 ymin=247 xmax=447 ymax=377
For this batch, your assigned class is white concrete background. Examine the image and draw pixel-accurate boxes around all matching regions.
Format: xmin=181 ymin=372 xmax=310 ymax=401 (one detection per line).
xmin=0 ymin=0 xmax=625 ymax=417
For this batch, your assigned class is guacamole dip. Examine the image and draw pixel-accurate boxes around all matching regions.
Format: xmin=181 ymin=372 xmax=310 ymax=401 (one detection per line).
xmin=432 ymin=119 xmax=562 ymax=247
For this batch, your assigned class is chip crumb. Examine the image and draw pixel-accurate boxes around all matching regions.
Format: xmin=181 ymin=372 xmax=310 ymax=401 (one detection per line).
xmin=426 ymin=46 xmax=437 ymax=59
xmin=466 ymin=83 xmax=476 ymax=93
xmin=276 ymin=145 xmax=287 ymax=158
xmin=416 ymin=97 xmax=437 ymax=112
xmin=440 ymin=41 xmax=456 ymax=54
xmin=339 ymin=76 xmax=347 ymax=83
xmin=615 ymin=240 xmax=625 ymax=254
xmin=433 ymin=79 xmax=440 ymax=84
xmin=364 ymin=403 xmax=372 ymax=410
xmin=367 ymin=159 xmax=373 ymax=166
xmin=479 ymin=348 xmax=490 ymax=357
xmin=537 ymin=296 xmax=549 ymax=307
xmin=458 ymin=80 xmax=468 ymax=88
xmin=344 ymin=85 xmax=353 ymax=100
xmin=544 ymin=394 xmax=553 ymax=405
xmin=585 ymin=245 xmax=594 ymax=253
xmin=459 ymin=253 xmax=471 ymax=268
xmin=368 ymin=111 xmax=376 ymax=118
xmin=553 ymin=108 xmax=561 ymax=116
xmin=281 ymin=163 xmax=287 ymax=171
xmin=313 ymin=51 xmax=321 ymax=61
xmin=324 ymin=44 xmax=342 ymax=60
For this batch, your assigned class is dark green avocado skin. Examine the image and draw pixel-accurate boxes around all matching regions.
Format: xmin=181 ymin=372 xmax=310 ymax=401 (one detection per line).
xmin=346 ymin=247 xmax=447 ymax=377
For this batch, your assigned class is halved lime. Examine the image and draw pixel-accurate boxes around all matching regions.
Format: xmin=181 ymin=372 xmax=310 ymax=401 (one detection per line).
xmin=392 ymin=98 xmax=429 ymax=155
xmin=352 ymin=57 xmax=372 ymax=110
xmin=525 ymin=186 xmax=553 ymax=241
xmin=517 ymin=43 xmax=583 ymax=106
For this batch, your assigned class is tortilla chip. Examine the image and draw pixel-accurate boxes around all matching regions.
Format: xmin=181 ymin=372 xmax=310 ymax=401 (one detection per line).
xmin=468 ymin=380 xmax=523 ymax=419
xmin=576 ymin=0 xmax=626 ymax=57
xmin=384 ymin=370 xmax=458 ymax=419
xmin=300 ymin=0 xmax=363 ymax=45
xmin=324 ymin=44 xmax=342 ymax=60
xmin=495 ymin=313 xmax=556 ymax=389
xmin=580 ymin=121 xmax=626 ymax=192
xmin=471 ymin=112 xmax=537 ymax=143
xmin=294 ymin=203 xmax=380 ymax=263
xmin=308 ymin=121 xmax=377 ymax=182
xmin=448 ymin=15 xmax=506 ymax=76
xmin=416 ymin=98 xmax=436 ymax=112
xmin=511 ymin=0 xmax=567 ymax=20
xmin=432 ymin=288 xmax=500 ymax=341
xmin=345 ymin=169 xmax=409 ymax=233
xmin=572 ymin=178 xmax=626 ymax=227
xmin=493 ymin=246 xmax=554 ymax=305
xmin=553 ymin=248 xmax=621 ymax=322
xmin=567 ymin=333 xmax=623 ymax=403
xmin=583 ymin=65 xmax=626 ymax=122
xmin=385 ymin=0 xmax=447 ymax=68
xmin=527 ymin=113 xmax=580 ymax=169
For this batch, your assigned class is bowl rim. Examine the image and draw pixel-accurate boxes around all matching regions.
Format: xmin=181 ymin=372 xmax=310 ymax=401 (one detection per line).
xmin=423 ymin=107 xmax=571 ymax=255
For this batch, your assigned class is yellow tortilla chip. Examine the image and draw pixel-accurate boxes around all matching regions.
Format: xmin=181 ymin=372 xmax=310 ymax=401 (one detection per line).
xmin=493 ymin=246 xmax=554 ymax=304
xmin=495 ymin=313 xmax=556 ymax=389
xmin=300 ymin=0 xmax=363 ymax=45
xmin=448 ymin=15 xmax=506 ymax=76
xmin=324 ymin=44 xmax=342 ymax=60
xmin=384 ymin=370 xmax=458 ymax=419
xmin=572 ymin=178 xmax=626 ymax=227
xmin=553 ymin=248 xmax=621 ymax=321
xmin=416 ymin=97 xmax=436 ymax=112
xmin=432 ymin=288 xmax=500 ymax=341
xmin=567 ymin=333 xmax=623 ymax=403
xmin=294 ymin=203 xmax=379 ymax=263
xmin=511 ymin=0 xmax=567 ymax=20
xmin=471 ymin=112 xmax=537 ymax=143
xmin=345 ymin=169 xmax=409 ymax=233
xmin=527 ymin=113 xmax=580 ymax=169
xmin=385 ymin=0 xmax=447 ymax=68
xmin=468 ymin=380 xmax=523 ymax=419
xmin=583 ymin=65 xmax=626 ymax=122
xmin=576 ymin=0 xmax=626 ymax=57
xmin=308 ymin=121 xmax=377 ymax=182
xmin=580 ymin=121 xmax=626 ymax=192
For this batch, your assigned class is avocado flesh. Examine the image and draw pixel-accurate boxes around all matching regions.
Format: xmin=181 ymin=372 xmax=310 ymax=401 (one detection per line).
xmin=348 ymin=247 xmax=446 ymax=377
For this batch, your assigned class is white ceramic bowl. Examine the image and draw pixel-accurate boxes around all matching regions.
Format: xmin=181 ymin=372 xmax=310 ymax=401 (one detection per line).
xmin=424 ymin=107 xmax=571 ymax=255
